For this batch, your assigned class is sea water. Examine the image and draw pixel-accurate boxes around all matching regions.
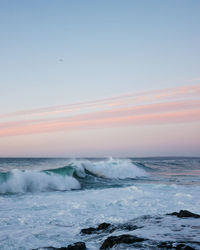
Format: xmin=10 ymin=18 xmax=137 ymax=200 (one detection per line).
xmin=0 ymin=157 xmax=200 ymax=249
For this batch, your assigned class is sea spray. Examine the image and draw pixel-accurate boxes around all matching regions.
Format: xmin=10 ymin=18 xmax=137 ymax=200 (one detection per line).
xmin=0 ymin=169 xmax=81 ymax=194
xmin=79 ymin=157 xmax=148 ymax=179
xmin=0 ymin=158 xmax=149 ymax=194
xmin=0 ymin=157 xmax=200 ymax=249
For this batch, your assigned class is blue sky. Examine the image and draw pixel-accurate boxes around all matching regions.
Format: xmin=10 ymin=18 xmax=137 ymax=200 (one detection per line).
xmin=0 ymin=1 xmax=200 ymax=156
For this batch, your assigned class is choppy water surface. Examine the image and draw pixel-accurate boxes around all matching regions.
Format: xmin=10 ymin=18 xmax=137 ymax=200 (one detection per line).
xmin=0 ymin=157 xmax=200 ymax=249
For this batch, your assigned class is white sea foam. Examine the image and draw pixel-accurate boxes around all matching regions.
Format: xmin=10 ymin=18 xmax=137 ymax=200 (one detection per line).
xmin=73 ymin=157 xmax=148 ymax=179
xmin=1 ymin=182 xmax=200 ymax=250
xmin=68 ymin=161 xmax=87 ymax=178
xmin=0 ymin=158 xmax=199 ymax=250
xmin=0 ymin=158 xmax=147 ymax=194
xmin=0 ymin=169 xmax=81 ymax=194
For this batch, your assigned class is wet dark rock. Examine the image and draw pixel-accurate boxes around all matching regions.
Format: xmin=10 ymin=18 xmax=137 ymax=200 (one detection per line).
xmin=81 ymin=227 xmax=97 ymax=234
xmin=81 ymin=222 xmax=139 ymax=235
xmin=97 ymin=223 xmax=111 ymax=230
xmin=121 ymin=224 xmax=140 ymax=231
xmin=41 ymin=242 xmax=86 ymax=250
xmin=100 ymin=234 xmax=145 ymax=249
xmin=167 ymin=210 xmax=200 ymax=218
xmin=65 ymin=242 xmax=86 ymax=250
xmin=81 ymin=222 xmax=113 ymax=234
xmin=176 ymin=244 xmax=195 ymax=250
xmin=157 ymin=241 xmax=195 ymax=249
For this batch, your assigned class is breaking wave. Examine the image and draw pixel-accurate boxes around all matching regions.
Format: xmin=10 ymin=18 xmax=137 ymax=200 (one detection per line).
xmin=78 ymin=157 xmax=147 ymax=179
xmin=0 ymin=158 xmax=147 ymax=194
xmin=0 ymin=169 xmax=80 ymax=194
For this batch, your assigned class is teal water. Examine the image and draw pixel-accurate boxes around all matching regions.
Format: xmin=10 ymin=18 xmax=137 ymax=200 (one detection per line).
xmin=0 ymin=157 xmax=200 ymax=194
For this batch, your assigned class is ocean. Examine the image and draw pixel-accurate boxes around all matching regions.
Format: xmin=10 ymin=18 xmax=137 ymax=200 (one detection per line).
xmin=0 ymin=157 xmax=200 ymax=249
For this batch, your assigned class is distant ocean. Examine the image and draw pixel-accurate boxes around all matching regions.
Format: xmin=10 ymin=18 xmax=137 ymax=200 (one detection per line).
xmin=0 ymin=157 xmax=200 ymax=249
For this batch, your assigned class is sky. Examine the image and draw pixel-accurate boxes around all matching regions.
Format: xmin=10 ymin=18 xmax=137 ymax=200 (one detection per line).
xmin=0 ymin=0 xmax=200 ymax=157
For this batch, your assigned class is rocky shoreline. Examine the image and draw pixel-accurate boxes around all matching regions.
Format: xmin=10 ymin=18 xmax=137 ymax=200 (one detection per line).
xmin=35 ymin=210 xmax=200 ymax=250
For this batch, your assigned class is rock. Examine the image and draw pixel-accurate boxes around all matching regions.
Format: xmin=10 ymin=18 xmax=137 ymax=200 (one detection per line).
xmin=157 ymin=241 xmax=195 ymax=249
xmin=81 ymin=227 xmax=97 ymax=234
xmin=81 ymin=222 xmax=139 ymax=235
xmin=66 ymin=242 xmax=86 ymax=250
xmin=42 ymin=242 xmax=86 ymax=250
xmin=97 ymin=223 xmax=111 ymax=230
xmin=81 ymin=222 xmax=113 ymax=234
xmin=176 ymin=244 xmax=195 ymax=250
xmin=167 ymin=210 xmax=200 ymax=218
xmin=100 ymin=234 xmax=145 ymax=249
xmin=121 ymin=224 xmax=140 ymax=231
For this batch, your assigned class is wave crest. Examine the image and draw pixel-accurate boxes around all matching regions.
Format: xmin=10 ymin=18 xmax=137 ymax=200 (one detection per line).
xmin=70 ymin=158 xmax=147 ymax=179
xmin=0 ymin=169 xmax=81 ymax=194
xmin=0 ymin=158 xmax=148 ymax=194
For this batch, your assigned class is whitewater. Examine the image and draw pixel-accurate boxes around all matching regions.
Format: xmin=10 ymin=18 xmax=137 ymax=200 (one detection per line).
xmin=0 ymin=157 xmax=200 ymax=249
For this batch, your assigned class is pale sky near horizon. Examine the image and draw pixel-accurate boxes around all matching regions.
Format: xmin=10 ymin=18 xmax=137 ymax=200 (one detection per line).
xmin=0 ymin=0 xmax=200 ymax=157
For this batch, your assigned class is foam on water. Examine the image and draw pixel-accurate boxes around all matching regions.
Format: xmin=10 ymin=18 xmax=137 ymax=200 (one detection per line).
xmin=0 ymin=182 xmax=200 ymax=249
xmin=0 ymin=158 xmax=148 ymax=194
xmin=73 ymin=157 xmax=148 ymax=179
xmin=0 ymin=158 xmax=200 ymax=249
xmin=0 ymin=169 xmax=81 ymax=194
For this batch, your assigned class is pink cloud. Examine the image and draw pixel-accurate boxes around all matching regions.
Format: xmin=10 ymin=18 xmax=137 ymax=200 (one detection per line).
xmin=0 ymin=84 xmax=200 ymax=119
xmin=0 ymin=100 xmax=200 ymax=137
